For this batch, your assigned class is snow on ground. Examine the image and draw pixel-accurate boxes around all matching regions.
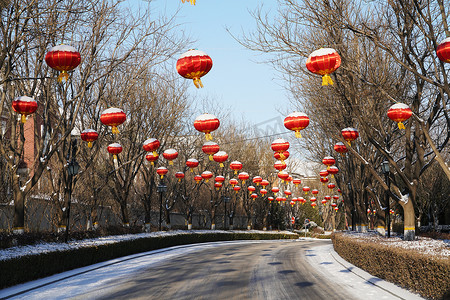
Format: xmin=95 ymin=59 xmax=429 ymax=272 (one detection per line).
xmin=0 ymin=230 xmax=296 ymax=261
xmin=341 ymin=231 xmax=450 ymax=258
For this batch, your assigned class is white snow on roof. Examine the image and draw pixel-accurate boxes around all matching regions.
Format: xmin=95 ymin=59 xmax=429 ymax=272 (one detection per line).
xmin=187 ymin=158 xmax=199 ymax=163
xmin=81 ymin=129 xmax=97 ymax=133
xmin=143 ymin=138 xmax=158 ymax=145
xmin=49 ymin=44 xmax=78 ymax=53
xmin=214 ymin=151 xmax=227 ymax=156
xmin=439 ymin=37 xmax=450 ymax=44
xmin=108 ymin=143 xmax=122 ymax=148
xmin=195 ymin=113 xmax=217 ymax=121
xmin=309 ymin=48 xmax=337 ymax=57
xmin=15 ymin=96 xmax=36 ymax=103
xmin=389 ymin=103 xmax=410 ymax=110
xmin=163 ymin=149 xmax=177 ymax=155
xmin=323 ymin=156 xmax=335 ymax=160
xmin=286 ymin=111 xmax=308 ymax=118
xmin=272 ymin=138 xmax=288 ymax=144
xmin=102 ymin=107 xmax=124 ymax=114
xmin=179 ymin=49 xmax=208 ymax=59
xmin=342 ymin=127 xmax=358 ymax=132
xmin=203 ymin=141 xmax=218 ymax=146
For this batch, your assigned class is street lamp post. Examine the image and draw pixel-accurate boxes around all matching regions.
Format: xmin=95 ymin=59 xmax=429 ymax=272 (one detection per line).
xmin=157 ymin=183 xmax=167 ymax=231
xmin=223 ymin=196 xmax=230 ymax=230
xmin=382 ymin=160 xmax=391 ymax=238
xmin=348 ymin=182 xmax=355 ymax=231
xmin=65 ymin=140 xmax=80 ymax=243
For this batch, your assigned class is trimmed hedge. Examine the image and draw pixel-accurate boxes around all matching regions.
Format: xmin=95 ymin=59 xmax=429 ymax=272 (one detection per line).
xmin=332 ymin=232 xmax=450 ymax=300
xmin=0 ymin=231 xmax=298 ymax=288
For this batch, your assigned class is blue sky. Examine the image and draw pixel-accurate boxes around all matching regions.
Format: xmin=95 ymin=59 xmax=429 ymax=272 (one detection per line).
xmin=151 ymin=0 xmax=290 ymax=127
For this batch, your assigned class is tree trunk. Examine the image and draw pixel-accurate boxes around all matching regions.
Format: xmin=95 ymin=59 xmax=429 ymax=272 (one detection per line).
xmin=119 ymin=200 xmax=130 ymax=226
xmin=12 ymin=184 xmax=25 ymax=234
xmin=401 ymin=195 xmax=415 ymax=240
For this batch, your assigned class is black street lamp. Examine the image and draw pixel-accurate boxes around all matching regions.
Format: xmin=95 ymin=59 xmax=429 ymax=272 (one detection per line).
xmin=223 ymin=196 xmax=230 ymax=229
xmin=382 ymin=160 xmax=391 ymax=238
xmin=157 ymin=183 xmax=167 ymax=231
xmin=348 ymin=182 xmax=355 ymax=231
xmin=65 ymin=141 xmax=80 ymax=243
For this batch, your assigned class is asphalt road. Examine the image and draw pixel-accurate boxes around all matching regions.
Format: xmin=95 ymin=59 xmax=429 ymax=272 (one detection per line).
xmin=81 ymin=239 xmax=357 ymax=300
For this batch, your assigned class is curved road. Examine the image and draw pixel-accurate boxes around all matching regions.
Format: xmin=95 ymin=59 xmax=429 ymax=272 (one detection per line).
xmin=80 ymin=239 xmax=356 ymax=300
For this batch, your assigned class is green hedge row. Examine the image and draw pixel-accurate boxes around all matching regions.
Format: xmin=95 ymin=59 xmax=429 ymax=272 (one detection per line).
xmin=0 ymin=231 xmax=298 ymax=289
xmin=332 ymin=233 xmax=450 ymax=300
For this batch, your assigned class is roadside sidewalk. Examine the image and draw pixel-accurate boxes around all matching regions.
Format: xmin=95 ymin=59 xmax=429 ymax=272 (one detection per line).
xmin=299 ymin=238 xmax=425 ymax=300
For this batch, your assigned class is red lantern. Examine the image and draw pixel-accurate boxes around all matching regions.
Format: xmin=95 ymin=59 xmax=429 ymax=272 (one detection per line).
xmin=320 ymin=177 xmax=329 ymax=185
xmin=328 ymin=166 xmax=339 ymax=178
xmin=238 ymin=172 xmax=249 ymax=183
xmin=268 ymin=196 xmax=274 ymax=202
xmin=284 ymin=190 xmax=292 ymax=198
xmin=202 ymin=141 xmax=220 ymax=160
xmin=143 ymin=138 xmax=160 ymax=155
xmin=194 ymin=175 xmax=203 ymax=184
xmin=325 ymin=195 xmax=331 ymax=201
xmin=298 ymin=197 xmax=306 ymax=204
xmin=80 ymin=129 xmax=98 ymax=148
xmin=176 ymin=50 xmax=213 ymax=88
xmin=233 ymin=185 xmax=241 ymax=193
xmin=252 ymin=176 xmax=262 ymax=185
xmin=45 ymin=44 xmax=81 ymax=82
xmin=214 ymin=182 xmax=223 ymax=190
xmin=201 ymin=171 xmax=213 ymax=182
xmin=387 ymin=103 xmax=412 ymax=130
xmin=215 ymin=176 xmax=225 ymax=183
xmin=306 ymin=48 xmax=341 ymax=86
xmin=229 ymin=178 xmax=238 ymax=186
xmin=12 ymin=96 xmax=37 ymax=123
xmin=251 ymin=193 xmax=258 ymax=200
xmin=276 ymin=197 xmax=284 ymax=203
xmin=311 ymin=202 xmax=317 ymax=208
xmin=274 ymin=151 xmax=290 ymax=161
xmin=261 ymin=180 xmax=270 ymax=188
xmin=145 ymin=152 xmax=159 ymax=165
xmin=321 ymin=199 xmax=327 ymax=205
xmin=229 ymin=161 xmax=243 ymax=174
xmin=271 ymin=138 xmax=290 ymax=153
xmin=278 ymin=171 xmax=289 ymax=182
xmin=163 ymin=149 xmax=178 ymax=165
xmin=107 ymin=143 xmax=122 ymax=161
xmin=293 ymin=178 xmax=302 ymax=186
xmin=312 ymin=189 xmax=319 ymax=196
xmin=338 ymin=188 xmax=342 ymax=194
xmin=186 ymin=158 xmax=199 ymax=172
xmin=272 ymin=187 xmax=280 ymax=193
xmin=341 ymin=127 xmax=359 ymax=146
xmin=333 ymin=195 xmax=339 ymax=201
xmin=195 ymin=113 xmax=220 ymax=140
xmin=319 ymin=170 xmax=329 ymax=177
xmin=334 ymin=207 xmax=339 ymax=211
xmin=175 ymin=172 xmax=185 ymax=182
xmin=437 ymin=37 xmax=450 ymax=63
xmin=156 ymin=167 xmax=168 ymax=179
xmin=213 ymin=151 xmax=228 ymax=167
xmin=303 ymin=186 xmax=310 ymax=194
xmin=274 ymin=161 xmax=287 ymax=172
xmin=290 ymin=200 xmax=295 ymax=207
xmin=334 ymin=142 xmax=348 ymax=156
xmin=284 ymin=112 xmax=310 ymax=138
xmin=322 ymin=156 xmax=335 ymax=170
xmin=328 ymin=183 xmax=336 ymax=190
xmin=310 ymin=197 xmax=317 ymax=202
xmin=248 ymin=185 xmax=256 ymax=193
xmin=101 ymin=108 xmax=126 ymax=134
xmin=260 ymin=189 xmax=268 ymax=197
xmin=331 ymin=203 xmax=337 ymax=208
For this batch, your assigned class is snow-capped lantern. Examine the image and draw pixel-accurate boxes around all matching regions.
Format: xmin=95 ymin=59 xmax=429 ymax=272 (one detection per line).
xmin=156 ymin=167 xmax=168 ymax=179
xmin=229 ymin=178 xmax=238 ymax=186
xmin=143 ymin=138 xmax=160 ymax=155
xmin=274 ymin=151 xmax=290 ymax=161
xmin=80 ymin=129 xmax=98 ymax=148
xmin=328 ymin=166 xmax=339 ymax=178
xmin=238 ymin=172 xmax=249 ymax=183
xmin=341 ymin=127 xmax=359 ymax=146
xmin=215 ymin=175 xmax=225 ymax=183
xmin=290 ymin=200 xmax=296 ymax=207
xmin=334 ymin=206 xmax=339 ymax=211
xmin=320 ymin=177 xmax=329 ymax=185
xmin=436 ymin=37 xmax=450 ymax=63
xmin=334 ymin=142 xmax=348 ymax=156
xmin=293 ymin=178 xmax=302 ymax=186
xmin=163 ymin=149 xmax=178 ymax=165
xmin=12 ymin=96 xmax=38 ymax=124
xmin=306 ymin=48 xmax=341 ymax=86
xmin=285 ymin=176 xmax=293 ymax=184
xmin=284 ymin=190 xmax=292 ymax=198
xmin=328 ymin=183 xmax=336 ymax=190
xmin=175 ymin=172 xmax=185 ymax=182
xmin=201 ymin=171 xmax=213 ymax=182
xmin=319 ymin=169 xmax=329 ymax=177
xmin=261 ymin=180 xmax=270 ymax=188
xmin=272 ymin=186 xmax=280 ymax=193
xmin=45 ymin=44 xmax=81 ymax=82
xmin=321 ymin=199 xmax=327 ymax=205
xmin=268 ymin=196 xmax=274 ymax=202
xmin=367 ymin=208 xmax=371 ymax=214
xmin=311 ymin=189 xmax=319 ymax=196
xmin=338 ymin=188 xmax=342 ymax=194
xmin=325 ymin=195 xmax=331 ymax=201
xmin=322 ymin=156 xmax=336 ymax=170
xmin=303 ymin=186 xmax=310 ymax=194
xmin=333 ymin=195 xmax=340 ymax=201
xmin=186 ymin=158 xmax=199 ymax=172
xmin=277 ymin=171 xmax=289 ymax=182
xmin=251 ymin=193 xmax=258 ymax=200
xmin=233 ymin=185 xmax=241 ymax=193
xmin=284 ymin=112 xmax=310 ymax=138
xmin=194 ymin=113 xmax=220 ymax=140
xmin=247 ymin=185 xmax=256 ymax=194
xmin=298 ymin=197 xmax=306 ymax=204
xmin=252 ymin=176 xmax=262 ymax=186
xmin=331 ymin=203 xmax=337 ymax=208
xmin=100 ymin=108 xmax=126 ymax=134
xmin=274 ymin=161 xmax=287 ymax=172
xmin=271 ymin=138 xmax=290 ymax=153
xmin=214 ymin=182 xmax=223 ymax=190
xmin=213 ymin=151 xmax=228 ymax=167
xmin=387 ymin=103 xmax=412 ymax=130
xmin=310 ymin=197 xmax=317 ymax=203
xmin=145 ymin=152 xmax=159 ymax=165
xmin=311 ymin=202 xmax=317 ymax=208
xmin=230 ymin=161 xmax=243 ymax=174
xmin=107 ymin=143 xmax=122 ymax=161
xmin=194 ymin=175 xmax=203 ymax=184
xmin=176 ymin=49 xmax=213 ymax=88
xmin=260 ymin=189 xmax=268 ymax=197
xmin=276 ymin=197 xmax=284 ymax=203
xmin=202 ymin=141 xmax=220 ymax=160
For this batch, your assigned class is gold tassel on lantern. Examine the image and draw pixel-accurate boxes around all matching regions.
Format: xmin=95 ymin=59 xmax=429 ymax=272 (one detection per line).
xmin=88 ymin=142 xmax=93 ymax=148
xmin=205 ymin=133 xmax=212 ymax=140
xmin=295 ymin=131 xmax=302 ymax=138
xmin=322 ymin=74 xmax=334 ymax=86
xmin=193 ymin=77 xmax=203 ymax=88
xmin=220 ymin=163 xmax=224 ymax=168
xmin=169 ymin=161 xmax=173 ymax=165
xmin=58 ymin=71 xmax=70 ymax=82
xmin=398 ymin=122 xmax=405 ymax=129
xmin=20 ymin=114 xmax=27 ymax=123
xmin=112 ymin=126 xmax=120 ymax=134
